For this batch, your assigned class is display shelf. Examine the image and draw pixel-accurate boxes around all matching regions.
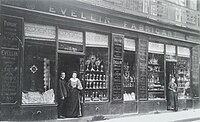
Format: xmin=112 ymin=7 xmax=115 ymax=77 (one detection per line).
xmin=147 ymin=53 xmax=164 ymax=99
xmin=148 ymin=63 xmax=160 ymax=66
xmin=85 ymin=88 xmax=107 ymax=90
xmin=84 ymin=47 xmax=109 ymax=103
xmin=177 ymin=57 xmax=191 ymax=99
xmin=148 ymin=89 xmax=165 ymax=92
xmin=123 ymin=50 xmax=136 ymax=101
xmin=124 ymin=86 xmax=135 ymax=88
xmin=148 ymin=71 xmax=164 ymax=73
xmin=148 ymin=91 xmax=164 ymax=94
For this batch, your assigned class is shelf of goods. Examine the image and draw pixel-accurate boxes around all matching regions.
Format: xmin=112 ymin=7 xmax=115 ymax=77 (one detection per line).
xmin=84 ymin=70 xmax=108 ymax=102
xmin=147 ymin=55 xmax=164 ymax=99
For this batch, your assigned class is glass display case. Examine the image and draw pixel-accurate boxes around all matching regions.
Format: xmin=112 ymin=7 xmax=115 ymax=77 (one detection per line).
xmin=84 ymin=47 xmax=109 ymax=102
xmin=177 ymin=57 xmax=191 ymax=99
xmin=123 ymin=51 xmax=136 ymax=101
xmin=147 ymin=53 xmax=164 ymax=100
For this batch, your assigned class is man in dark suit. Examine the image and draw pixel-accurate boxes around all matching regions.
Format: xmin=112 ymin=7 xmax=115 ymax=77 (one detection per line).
xmin=58 ymin=72 xmax=68 ymax=118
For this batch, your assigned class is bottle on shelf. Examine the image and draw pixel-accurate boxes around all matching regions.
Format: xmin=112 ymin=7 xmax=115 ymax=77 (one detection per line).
xmin=93 ymin=82 xmax=96 ymax=89
xmin=96 ymin=74 xmax=99 ymax=81
xmin=93 ymin=74 xmax=96 ymax=81
xmin=100 ymin=65 xmax=104 ymax=72
xmin=103 ymin=75 xmax=106 ymax=81
xmin=99 ymin=74 xmax=102 ymax=81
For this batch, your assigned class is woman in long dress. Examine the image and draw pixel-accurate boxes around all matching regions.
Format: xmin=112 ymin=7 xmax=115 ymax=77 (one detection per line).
xmin=65 ymin=71 xmax=83 ymax=117
xmin=168 ymin=76 xmax=178 ymax=111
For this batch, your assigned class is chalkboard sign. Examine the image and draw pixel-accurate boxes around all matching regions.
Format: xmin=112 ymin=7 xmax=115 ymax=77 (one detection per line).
xmin=111 ymin=33 xmax=124 ymax=103
xmin=191 ymin=46 xmax=199 ymax=98
xmin=0 ymin=15 xmax=23 ymax=104
xmin=138 ymin=39 xmax=148 ymax=101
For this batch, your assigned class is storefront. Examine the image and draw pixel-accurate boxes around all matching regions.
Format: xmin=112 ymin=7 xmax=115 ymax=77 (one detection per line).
xmin=0 ymin=0 xmax=200 ymax=121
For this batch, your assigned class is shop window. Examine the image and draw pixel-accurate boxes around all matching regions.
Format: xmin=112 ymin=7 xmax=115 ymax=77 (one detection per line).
xmin=148 ymin=42 xmax=165 ymax=100
xmin=22 ymin=40 xmax=56 ymax=104
xmin=123 ymin=38 xmax=136 ymax=101
xmin=84 ymin=32 xmax=109 ymax=102
xmin=177 ymin=47 xmax=191 ymax=99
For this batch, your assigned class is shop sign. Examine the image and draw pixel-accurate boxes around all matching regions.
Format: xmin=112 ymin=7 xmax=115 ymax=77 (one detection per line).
xmin=76 ymin=0 xmax=199 ymax=30
xmin=25 ymin=23 xmax=56 ymax=39
xmin=48 ymin=5 xmax=186 ymax=40
xmin=58 ymin=42 xmax=83 ymax=53
xmin=111 ymin=33 xmax=124 ymax=103
xmin=58 ymin=29 xmax=83 ymax=44
xmin=2 ymin=1 xmax=200 ymax=44
xmin=138 ymin=39 xmax=148 ymax=101
xmin=0 ymin=15 xmax=23 ymax=104
xmin=191 ymin=46 xmax=199 ymax=97
xmin=86 ymin=32 xmax=108 ymax=47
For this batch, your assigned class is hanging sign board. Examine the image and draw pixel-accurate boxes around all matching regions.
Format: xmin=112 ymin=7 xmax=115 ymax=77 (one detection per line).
xmin=138 ymin=39 xmax=148 ymax=101
xmin=111 ymin=33 xmax=124 ymax=103
xmin=0 ymin=14 xmax=23 ymax=105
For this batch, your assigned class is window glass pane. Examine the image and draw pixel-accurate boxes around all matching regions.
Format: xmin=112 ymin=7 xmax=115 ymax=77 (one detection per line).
xmin=148 ymin=42 xmax=164 ymax=54
xmin=178 ymin=46 xmax=190 ymax=57
xmin=58 ymin=29 xmax=83 ymax=44
xmin=188 ymin=0 xmax=197 ymax=10
xmin=86 ymin=32 xmax=108 ymax=47
xmin=177 ymin=57 xmax=191 ymax=99
xmin=22 ymin=40 xmax=56 ymax=104
xmin=166 ymin=44 xmax=176 ymax=55
xmin=85 ymin=33 xmax=109 ymax=102
xmin=148 ymin=53 xmax=165 ymax=100
xmin=25 ymin=23 xmax=56 ymax=39
xmin=124 ymin=38 xmax=135 ymax=51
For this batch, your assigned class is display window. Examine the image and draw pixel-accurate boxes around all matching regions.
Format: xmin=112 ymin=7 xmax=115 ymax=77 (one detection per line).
xmin=84 ymin=32 xmax=109 ymax=102
xmin=22 ymin=40 xmax=56 ymax=104
xmin=177 ymin=47 xmax=191 ymax=99
xmin=123 ymin=38 xmax=136 ymax=101
xmin=148 ymin=42 xmax=165 ymax=100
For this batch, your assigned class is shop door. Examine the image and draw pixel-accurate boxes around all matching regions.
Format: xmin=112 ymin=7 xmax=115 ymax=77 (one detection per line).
xmin=166 ymin=61 xmax=176 ymax=110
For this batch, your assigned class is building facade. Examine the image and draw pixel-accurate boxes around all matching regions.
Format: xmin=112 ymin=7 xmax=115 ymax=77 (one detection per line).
xmin=0 ymin=0 xmax=200 ymax=121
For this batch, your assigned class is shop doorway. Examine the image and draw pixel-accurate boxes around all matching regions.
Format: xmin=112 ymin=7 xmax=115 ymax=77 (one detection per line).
xmin=57 ymin=53 xmax=84 ymax=117
xmin=166 ymin=61 xmax=176 ymax=110
xmin=58 ymin=54 xmax=82 ymax=80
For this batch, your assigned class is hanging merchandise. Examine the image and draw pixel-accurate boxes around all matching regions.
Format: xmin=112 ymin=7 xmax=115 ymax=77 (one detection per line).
xmin=43 ymin=58 xmax=51 ymax=91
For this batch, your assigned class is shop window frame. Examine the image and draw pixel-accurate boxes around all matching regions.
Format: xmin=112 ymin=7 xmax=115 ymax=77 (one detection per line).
xmin=123 ymin=36 xmax=137 ymax=102
xmin=22 ymin=39 xmax=57 ymax=105
xmin=177 ymin=46 xmax=192 ymax=99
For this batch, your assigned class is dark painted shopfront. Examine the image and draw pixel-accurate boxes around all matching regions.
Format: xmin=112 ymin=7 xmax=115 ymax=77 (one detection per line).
xmin=0 ymin=0 xmax=200 ymax=121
